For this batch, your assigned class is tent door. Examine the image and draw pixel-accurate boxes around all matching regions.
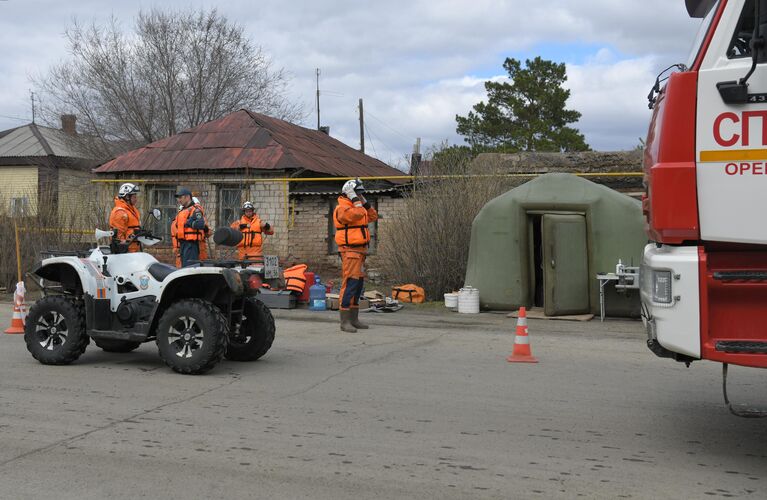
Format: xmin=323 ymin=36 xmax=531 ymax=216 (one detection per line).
xmin=542 ymin=214 xmax=589 ymax=315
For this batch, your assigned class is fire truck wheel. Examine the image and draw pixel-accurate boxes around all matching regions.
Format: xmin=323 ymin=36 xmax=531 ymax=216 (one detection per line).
xmin=24 ymin=296 xmax=89 ymax=365
xmin=94 ymin=339 xmax=141 ymax=353
xmin=155 ymin=299 xmax=228 ymax=375
xmin=225 ymin=297 xmax=275 ymax=362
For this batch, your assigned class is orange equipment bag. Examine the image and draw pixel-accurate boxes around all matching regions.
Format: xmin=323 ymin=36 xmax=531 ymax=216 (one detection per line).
xmin=284 ymin=264 xmax=308 ymax=294
xmin=392 ymin=284 xmax=426 ymax=304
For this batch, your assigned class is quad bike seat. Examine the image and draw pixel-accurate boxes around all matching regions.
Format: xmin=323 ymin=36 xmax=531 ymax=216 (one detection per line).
xmin=148 ymin=263 xmax=177 ymax=282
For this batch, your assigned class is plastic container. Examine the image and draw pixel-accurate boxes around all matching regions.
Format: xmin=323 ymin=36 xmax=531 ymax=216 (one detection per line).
xmin=298 ymin=271 xmax=315 ymax=303
xmin=309 ymin=276 xmax=327 ymax=311
xmin=458 ymin=286 xmax=480 ymax=314
xmin=444 ymin=292 xmax=459 ymax=309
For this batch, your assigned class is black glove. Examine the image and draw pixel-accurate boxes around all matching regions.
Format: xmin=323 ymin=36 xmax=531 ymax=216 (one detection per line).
xmin=239 ymin=223 xmax=248 ymax=230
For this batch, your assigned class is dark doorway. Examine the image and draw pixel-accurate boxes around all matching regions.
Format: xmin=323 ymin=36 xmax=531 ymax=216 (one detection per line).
xmin=531 ymin=215 xmax=544 ymax=307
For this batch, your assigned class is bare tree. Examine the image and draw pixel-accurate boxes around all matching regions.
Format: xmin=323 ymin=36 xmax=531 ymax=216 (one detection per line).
xmin=377 ymin=146 xmax=514 ymax=299
xmin=35 ymin=8 xmax=303 ymax=160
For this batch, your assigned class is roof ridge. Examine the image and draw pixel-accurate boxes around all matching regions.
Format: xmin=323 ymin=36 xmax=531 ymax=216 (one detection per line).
xmin=29 ymin=123 xmax=55 ymax=156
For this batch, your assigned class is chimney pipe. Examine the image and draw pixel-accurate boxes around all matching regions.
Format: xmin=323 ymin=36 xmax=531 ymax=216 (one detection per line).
xmin=61 ymin=114 xmax=77 ymax=135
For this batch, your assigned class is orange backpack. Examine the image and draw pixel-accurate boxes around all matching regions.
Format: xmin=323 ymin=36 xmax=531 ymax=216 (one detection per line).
xmin=392 ymin=284 xmax=426 ymax=303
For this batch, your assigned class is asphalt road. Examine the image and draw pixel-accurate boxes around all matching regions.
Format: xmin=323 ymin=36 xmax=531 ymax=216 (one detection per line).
xmin=0 ymin=304 xmax=765 ymax=499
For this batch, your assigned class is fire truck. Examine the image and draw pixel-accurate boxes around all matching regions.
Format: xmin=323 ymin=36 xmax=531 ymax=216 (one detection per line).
xmin=642 ymin=0 xmax=767 ymax=416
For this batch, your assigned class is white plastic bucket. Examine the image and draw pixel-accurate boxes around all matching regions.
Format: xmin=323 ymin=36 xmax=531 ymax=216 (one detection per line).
xmin=458 ymin=286 xmax=480 ymax=314
xmin=444 ymin=292 xmax=458 ymax=309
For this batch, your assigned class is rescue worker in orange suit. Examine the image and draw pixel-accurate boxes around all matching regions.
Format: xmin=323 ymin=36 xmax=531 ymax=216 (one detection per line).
xmin=192 ymin=196 xmax=211 ymax=261
xmin=173 ymin=187 xmax=207 ymax=267
xmin=109 ymin=183 xmax=142 ymax=254
xmin=334 ymin=178 xmax=378 ymax=332
xmin=230 ymin=201 xmax=273 ymax=262
xmin=170 ymin=204 xmax=183 ymax=267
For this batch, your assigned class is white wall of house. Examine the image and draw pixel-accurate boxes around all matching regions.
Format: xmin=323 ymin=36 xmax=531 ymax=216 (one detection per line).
xmin=0 ymin=166 xmax=38 ymax=216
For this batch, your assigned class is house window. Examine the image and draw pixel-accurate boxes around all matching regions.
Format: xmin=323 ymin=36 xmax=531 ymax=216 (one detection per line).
xmin=328 ymin=197 xmax=377 ymax=254
xmin=10 ymin=197 xmax=29 ymax=217
xmin=218 ymin=187 xmax=242 ymax=227
xmin=149 ymin=186 xmax=178 ymax=242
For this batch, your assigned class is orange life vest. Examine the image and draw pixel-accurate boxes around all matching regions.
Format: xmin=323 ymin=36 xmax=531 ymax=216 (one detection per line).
xmin=174 ymin=204 xmax=205 ymax=241
xmin=109 ymin=197 xmax=141 ymax=252
xmin=284 ymin=264 xmax=308 ymax=293
xmin=333 ymin=196 xmax=377 ymax=248
xmin=231 ymin=213 xmax=274 ymax=260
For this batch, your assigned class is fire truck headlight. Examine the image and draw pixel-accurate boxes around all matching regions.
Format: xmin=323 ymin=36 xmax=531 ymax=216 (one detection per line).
xmin=652 ymin=270 xmax=673 ymax=304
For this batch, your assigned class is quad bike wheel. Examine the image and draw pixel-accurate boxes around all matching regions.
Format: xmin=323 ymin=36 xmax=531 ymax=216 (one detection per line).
xmin=155 ymin=298 xmax=228 ymax=374
xmin=94 ymin=339 xmax=142 ymax=353
xmin=24 ymin=296 xmax=90 ymax=365
xmin=225 ymin=297 xmax=276 ymax=362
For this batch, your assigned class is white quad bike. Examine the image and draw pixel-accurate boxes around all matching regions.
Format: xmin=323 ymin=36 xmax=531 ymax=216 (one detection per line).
xmin=24 ymin=218 xmax=275 ymax=375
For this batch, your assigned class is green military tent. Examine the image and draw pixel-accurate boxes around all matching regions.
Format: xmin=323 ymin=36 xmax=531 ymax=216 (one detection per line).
xmin=464 ymin=173 xmax=646 ymax=316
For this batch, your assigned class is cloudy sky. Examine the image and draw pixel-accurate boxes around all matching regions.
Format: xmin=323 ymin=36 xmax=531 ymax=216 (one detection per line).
xmin=0 ymin=1 xmax=703 ymax=169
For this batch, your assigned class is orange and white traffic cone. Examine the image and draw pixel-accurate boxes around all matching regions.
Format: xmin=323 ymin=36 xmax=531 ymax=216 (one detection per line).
xmin=507 ymin=306 xmax=538 ymax=363
xmin=5 ymin=281 xmax=27 ymax=334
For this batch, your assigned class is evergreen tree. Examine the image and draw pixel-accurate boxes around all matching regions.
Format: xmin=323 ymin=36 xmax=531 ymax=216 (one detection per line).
xmin=456 ymin=57 xmax=589 ymax=153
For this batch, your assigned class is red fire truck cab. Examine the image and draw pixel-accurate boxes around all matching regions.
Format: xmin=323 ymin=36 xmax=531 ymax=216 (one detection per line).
xmin=643 ymin=0 xmax=767 ymax=413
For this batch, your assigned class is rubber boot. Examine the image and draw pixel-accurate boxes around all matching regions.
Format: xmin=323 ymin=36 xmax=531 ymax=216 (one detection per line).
xmin=350 ymin=308 xmax=369 ymax=329
xmin=340 ymin=310 xmax=357 ymax=333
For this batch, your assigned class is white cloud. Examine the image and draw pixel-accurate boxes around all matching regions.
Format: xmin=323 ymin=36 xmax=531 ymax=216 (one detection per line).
xmin=0 ymin=0 xmax=706 ymax=163
xmin=566 ymin=52 xmax=660 ymax=150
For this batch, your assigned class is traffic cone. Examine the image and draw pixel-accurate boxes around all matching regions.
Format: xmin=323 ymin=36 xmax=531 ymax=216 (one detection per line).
xmin=507 ymin=307 xmax=538 ymax=363
xmin=5 ymin=281 xmax=26 ymax=334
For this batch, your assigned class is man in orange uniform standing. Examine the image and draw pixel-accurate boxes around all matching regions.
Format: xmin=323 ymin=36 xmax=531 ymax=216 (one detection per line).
xmin=230 ymin=201 xmax=273 ymax=262
xmin=334 ymin=178 xmax=378 ymax=332
xmin=109 ymin=183 xmax=142 ymax=253
xmin=173 ymin=187 xmax=207 ymax=267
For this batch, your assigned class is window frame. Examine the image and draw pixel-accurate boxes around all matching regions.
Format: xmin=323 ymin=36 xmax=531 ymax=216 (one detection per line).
xmin=10 ymin=197 xmax=30 ymax=217
xmin=218 ymin=186 xmax=243 ymax=229
xmin=148 ymin=185 xmax=178 ymax=244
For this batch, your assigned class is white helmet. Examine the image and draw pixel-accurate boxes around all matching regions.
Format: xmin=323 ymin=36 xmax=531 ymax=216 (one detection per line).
xmin=242 ymin=201 xmax=255 ymax=210
xmin=342 ymin=178 xmax=365 ymax=194
xmin=118 ymin=183 xmax=139 ymax=199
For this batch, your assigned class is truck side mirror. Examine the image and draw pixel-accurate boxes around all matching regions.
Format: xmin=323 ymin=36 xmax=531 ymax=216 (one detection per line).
xmin=717 ymin=80 xmax=750 ymax=104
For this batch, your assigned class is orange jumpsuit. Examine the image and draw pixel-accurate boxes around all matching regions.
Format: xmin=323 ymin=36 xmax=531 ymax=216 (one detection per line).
xmin=333 ymin=195 xmax=378 ymax=310
xmin=109 ymin=197 xmax=141 ymax=253
xmin=170 ymin=212 xmax=181 ymax=267
xmin=230 ymin=213 xmax=273 ymax=261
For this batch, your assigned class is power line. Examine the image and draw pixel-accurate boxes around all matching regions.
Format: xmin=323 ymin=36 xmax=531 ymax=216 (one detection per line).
xmin=365 ymin=110 xmax=412 ymax=142
xmin=367 ymin=121 xmax=395 ymax=152
xmin=364 ymin=122 xmax=377 ymax=158
xmin=0 ymin=113 xmax=29 ymax=122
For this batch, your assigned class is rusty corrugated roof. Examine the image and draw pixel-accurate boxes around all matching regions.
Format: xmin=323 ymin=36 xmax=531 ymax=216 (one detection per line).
xmin=94 ymin=110 xmax=406 ymax=180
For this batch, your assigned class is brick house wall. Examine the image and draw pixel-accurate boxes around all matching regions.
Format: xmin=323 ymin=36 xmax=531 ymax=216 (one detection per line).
xmin=95 ymin=172 xmax=290 ymax=265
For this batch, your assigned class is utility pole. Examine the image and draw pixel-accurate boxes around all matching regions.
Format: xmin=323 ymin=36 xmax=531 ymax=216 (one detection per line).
xmin=315 ymin=68 xmax=321 ymax=130
xmin=358 ymin=98 xmax=365 ymax=154
xmin=30 ymin=90 xmax=36 ymax=124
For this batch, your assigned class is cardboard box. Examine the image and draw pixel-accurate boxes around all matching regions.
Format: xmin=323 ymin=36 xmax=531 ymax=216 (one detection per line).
xmin=326 ymin=293 xmax=340 ymax=310
xmin=325 ymin=294 xmax=369 ymax=310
